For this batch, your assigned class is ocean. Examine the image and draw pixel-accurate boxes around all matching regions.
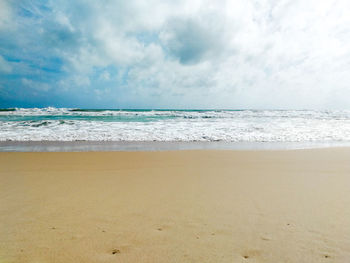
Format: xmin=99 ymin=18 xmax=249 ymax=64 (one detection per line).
xmin=1 ymin=108 xmax=350 ymax=145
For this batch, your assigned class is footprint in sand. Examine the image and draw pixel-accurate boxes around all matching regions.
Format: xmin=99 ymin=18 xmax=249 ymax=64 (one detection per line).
xmin=112 ymin=249 xmax=121 ymax=254
xmin=241 ymin=249 xmax=261 ymax=259
xmin=261 ymin=236 xmax=271 ymax=241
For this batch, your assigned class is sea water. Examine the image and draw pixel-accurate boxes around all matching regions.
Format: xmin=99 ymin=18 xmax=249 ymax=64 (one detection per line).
xmin=1 ymin=108 xmax=350 ymax=143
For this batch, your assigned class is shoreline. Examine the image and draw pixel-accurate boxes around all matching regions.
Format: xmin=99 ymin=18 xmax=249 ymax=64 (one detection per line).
xmin=2 ymin=140 xmax=350 ymax=152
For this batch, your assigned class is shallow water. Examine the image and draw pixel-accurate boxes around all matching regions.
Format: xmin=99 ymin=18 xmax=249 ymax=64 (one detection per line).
xmin=1 ymin=108 xmax=350 ymax=142
xmin=2 ymin=140 xmax=350 ymax=152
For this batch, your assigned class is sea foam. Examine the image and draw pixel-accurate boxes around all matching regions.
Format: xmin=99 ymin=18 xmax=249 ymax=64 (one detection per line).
xmin=1 ymin=108 xmax=350 ymax=142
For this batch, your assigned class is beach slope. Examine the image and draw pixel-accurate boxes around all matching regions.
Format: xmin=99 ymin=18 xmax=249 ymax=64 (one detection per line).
xmin=1 ymin=149 xmax=350 ymax=262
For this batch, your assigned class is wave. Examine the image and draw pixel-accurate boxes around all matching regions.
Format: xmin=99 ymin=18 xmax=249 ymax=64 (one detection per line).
xmin=2 ymin=108 xmax=350 ymax=142
xmin=3 ymin=107 xmax=350 ymax=119
xmin=1 ymin=118 xmax=350 ymax=142
xmin=0 ymin=108 xmax=16 ymax=111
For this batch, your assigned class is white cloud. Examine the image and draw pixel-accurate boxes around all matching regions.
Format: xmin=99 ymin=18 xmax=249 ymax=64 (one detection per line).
xmin=3 ymin=0 xmax=350 ymax=108
xmin=0 ymin=0 xmax=12 ymax=30
xmin=22 ymin=78 xmax=51 ymax=92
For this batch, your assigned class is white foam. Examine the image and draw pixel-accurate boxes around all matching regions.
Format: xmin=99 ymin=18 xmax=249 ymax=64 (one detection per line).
xmin=1 ymin=108 xmax=350 ymax=142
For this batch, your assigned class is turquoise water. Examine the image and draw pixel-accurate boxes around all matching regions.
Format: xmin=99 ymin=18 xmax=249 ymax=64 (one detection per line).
xmin=0 ymin=109 xmax=230 ymax=122
xmin=1 ymin=108 xmax=350 ymax=142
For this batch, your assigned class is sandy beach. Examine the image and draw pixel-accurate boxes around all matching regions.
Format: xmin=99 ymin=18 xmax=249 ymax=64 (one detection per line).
xmin=1 ymin=149 xmax=350 ymax=262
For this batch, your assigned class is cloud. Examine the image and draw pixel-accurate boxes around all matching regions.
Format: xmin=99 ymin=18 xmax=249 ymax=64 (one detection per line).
xmin=1 ymin=0 xmax=350 ymax=108
xmin=160 ymin=14 xmax=228 ymax=64
xmin=0 ymin=0 xmax=12 ymax=30
xmin=0 ymin=55 xmax=11 ymax=73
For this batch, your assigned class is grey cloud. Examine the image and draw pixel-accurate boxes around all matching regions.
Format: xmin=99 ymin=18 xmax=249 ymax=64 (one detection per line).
xmin=41 ymin=24 xmax=80 ymax=49
xmin=0 ymin=55 xmax=11 ymax=72
xmin=161 ymin=15 xmax=228 ymax=65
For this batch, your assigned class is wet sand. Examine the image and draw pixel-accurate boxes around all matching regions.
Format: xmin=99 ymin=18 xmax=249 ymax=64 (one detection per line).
xmin=1 ymin=149 xmax=350 ymax=262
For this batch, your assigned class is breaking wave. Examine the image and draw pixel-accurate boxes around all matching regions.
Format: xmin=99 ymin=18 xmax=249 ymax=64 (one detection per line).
xmin=1 ymin=108 xmax=350 ymax=142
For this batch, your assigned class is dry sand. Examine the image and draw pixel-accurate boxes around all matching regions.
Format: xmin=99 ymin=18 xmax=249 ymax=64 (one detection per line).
xmin=1 ymin=149 xmax=350 ymax=262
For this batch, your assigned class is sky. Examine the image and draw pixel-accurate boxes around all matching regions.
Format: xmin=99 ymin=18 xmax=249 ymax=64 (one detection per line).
xmin=1 ymin=0 xmax=350 ymax=109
